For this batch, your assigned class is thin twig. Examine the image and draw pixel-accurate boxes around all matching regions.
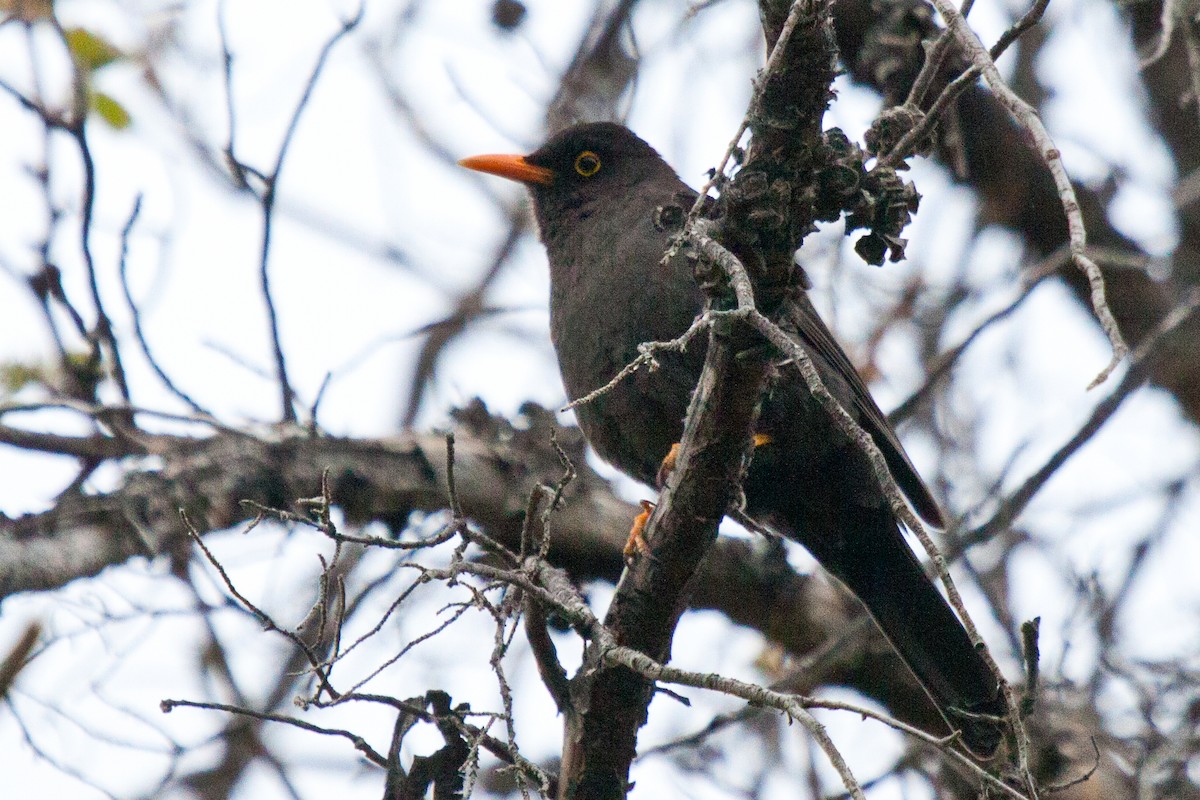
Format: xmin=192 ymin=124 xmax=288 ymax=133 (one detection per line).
xmin=989 ymin=0 xmax=1052 ymax=62
xmin=604 ymin=644 xmax=868 ymax=799
xmin=884 ymin=0 xmax=1051 ymax=168
xmin=879 ymin=64 xmax=981 ymax=168
xmin=966 ymin=289 xmax=1200 ymax=546
xmin=159 ymin=698 xmax=387 ymax=765
xmin=906 ymin=29 xmax=957 ymax=110
xmin=740 ymin=306 xmax=1021 ymax=764
xmin=47 ymin=20 xmax=134 ymax=407
xmin=115 ymin=195 xmax=209 ymax=414
xmin=561 ymin=312 xmax=711 ymax=411
xmin=236 ymin=5 xmax=365 ymax=422
xmin=602 ymin=644 xmax=1031 ymax=799
xmin=181 ymin=510 xmax=340 ymax=700
xmin=924 ymin=0 xmax=1128 ymax=389
xmin=686 ymin=0 xmax=815 ymax=219
xmin=889 ymin=245 xmax=1067 ymax=423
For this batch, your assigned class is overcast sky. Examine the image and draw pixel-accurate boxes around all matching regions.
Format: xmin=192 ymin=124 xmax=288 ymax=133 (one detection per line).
xmin=0 ymin=1 xmax=1196 ymax=798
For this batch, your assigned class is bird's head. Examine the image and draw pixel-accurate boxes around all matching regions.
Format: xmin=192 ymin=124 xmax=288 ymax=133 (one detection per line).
xmin=459 ymin=122 xmax=678 ymax=217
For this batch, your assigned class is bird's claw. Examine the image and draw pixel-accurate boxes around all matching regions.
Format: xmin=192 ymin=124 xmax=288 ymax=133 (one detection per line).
xmin=655 ymin=444 xmax=681 ymax=489
xmin=624 ymin=500 xmax=656 ymax=563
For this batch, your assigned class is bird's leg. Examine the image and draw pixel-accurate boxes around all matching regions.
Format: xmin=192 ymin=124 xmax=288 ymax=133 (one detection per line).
xmin=655 ymin=443 xmax=682 ymax=489
xmin=624 ymin=500 xmax=656 ymax=563
xmin=625 ymin=434 xmax=774 ymax=562
xmin=654 ymin=433 xmax=770 ymax=488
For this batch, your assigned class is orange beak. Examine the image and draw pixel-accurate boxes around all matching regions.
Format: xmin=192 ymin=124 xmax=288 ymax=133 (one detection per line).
xmin=458 ymin=153 xmax=554 ymax=186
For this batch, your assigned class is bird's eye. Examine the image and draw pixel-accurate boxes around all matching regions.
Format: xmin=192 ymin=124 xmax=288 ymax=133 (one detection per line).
xmin=574 ymin=151 xmax=601 ymax=177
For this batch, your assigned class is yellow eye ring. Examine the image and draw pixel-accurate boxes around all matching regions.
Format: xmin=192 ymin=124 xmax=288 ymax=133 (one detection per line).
xmin=574 ymin=151 xmax=601 ymax=177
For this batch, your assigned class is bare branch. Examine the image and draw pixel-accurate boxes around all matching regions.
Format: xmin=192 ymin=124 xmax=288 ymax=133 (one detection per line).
xmin=115 ymin=195 xmax=209 ymax=414
xmin=967 ymin=289 xmax=1200 ymax=545
xmin=923 ymin=0 xmax=1128 ymax=387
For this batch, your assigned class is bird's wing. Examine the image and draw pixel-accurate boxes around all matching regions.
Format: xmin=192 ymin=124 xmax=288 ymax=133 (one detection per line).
xmin=788 ymin=290 xmax=945 ymax=527
xmin=686 ymin=186 xmax=943 ymax=527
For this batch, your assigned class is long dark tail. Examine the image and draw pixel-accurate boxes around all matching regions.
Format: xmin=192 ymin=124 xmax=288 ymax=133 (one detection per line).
xmin=785 ymin=501 xmax=1005 ymax=757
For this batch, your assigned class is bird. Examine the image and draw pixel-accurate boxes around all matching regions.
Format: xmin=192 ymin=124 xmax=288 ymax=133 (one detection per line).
xmin=459 ymin=122 xmax=1005 ymax=757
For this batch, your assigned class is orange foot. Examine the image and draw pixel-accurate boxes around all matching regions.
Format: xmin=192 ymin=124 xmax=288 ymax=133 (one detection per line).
xmin=655 ymin=443 xmax=681 ymax=489
xmin=656 ymin=434 xmax=771 ymax=488
xmin=624 ymin=500 xmax=656 ymax=563
xmin=631 ymin=434 xmax=772 ymax=563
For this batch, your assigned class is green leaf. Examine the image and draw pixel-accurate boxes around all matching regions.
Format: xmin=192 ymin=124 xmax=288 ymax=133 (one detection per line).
xmin=66 ymin=27 xmax=122 ymax=72
xmin=0 ymin=361 xmax=50 ymax=395
xmin=91 ymin=91 xmax=131 ymax=129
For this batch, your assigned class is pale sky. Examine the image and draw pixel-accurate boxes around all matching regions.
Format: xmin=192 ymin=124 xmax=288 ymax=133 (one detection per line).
xmin=0 ymin=1 xmax=1196 ymax=798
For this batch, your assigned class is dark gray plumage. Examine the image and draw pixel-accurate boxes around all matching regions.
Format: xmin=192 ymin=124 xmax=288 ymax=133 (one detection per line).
xmin=462 ymin=122 xmax=1004 ymax=757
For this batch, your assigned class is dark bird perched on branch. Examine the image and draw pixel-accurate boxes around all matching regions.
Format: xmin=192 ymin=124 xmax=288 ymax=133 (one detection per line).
xmin=461 ymin=122 xmax=1004 ymax=757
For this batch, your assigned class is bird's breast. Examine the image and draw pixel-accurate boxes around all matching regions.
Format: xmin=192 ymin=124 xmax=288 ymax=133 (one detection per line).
xmin=545 ymin=195 xmax=706 ymax=483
